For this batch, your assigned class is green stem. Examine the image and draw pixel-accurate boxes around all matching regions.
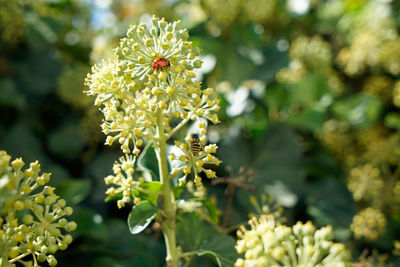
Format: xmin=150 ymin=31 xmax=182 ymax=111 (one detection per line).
xmin=1 ymin=253 xmax=8 ymax=267
xmin=155 ymin=109 xmax=179 ymax=267
xmin=9 ymin=251 xmax=31 ymax=263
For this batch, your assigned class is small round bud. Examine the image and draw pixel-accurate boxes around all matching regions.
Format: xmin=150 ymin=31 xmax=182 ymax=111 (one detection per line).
xmin=57 ymin=199 xmax=66 ymax=208
xmin=135 ymin=128 xmax=142 ymax=136
xmin=193 ymin=59 xmax=202 ymax=68
xmin=65 ymin=221 xmax=77 ymax=232
xmin=23 ymin=214 xmax=34 ymax=225
xmin=14 ymin=200 xmax=24 ymax=211
xmin=37 ymin=253 xmax=47 ymax=262
xmin=11 ymin=158 xmax=24 ymax=169
xmin=48 ymin=244 xmax=59 ymax=254
xmin=196 ymin=160 xmax=204 ymax=167
xmin=183 ymin=167 xmax=191 ymax=174
xmin=64 ymin=234 xmax=73 ymax=245
xmin=158 ymin=71 xmax=167 ymax=80
xmin=32 ymin=204 xmax=44 ymax=214
xmin=152 ymin=87 xmax=160 ymax=95
xmin=47 ymin=255 xmax=58 ymax=267
xmin=194 ymin=177 xmax=202 ymax=184
xmin=166 ymin=86 xmax=174 ymax=95
xmin=58 ymin=218 xmax=68 ymax=227
xmin=64 ymin=207 xmax=73 ymax=216
xmin=159 ymin=101 xmax=167 ymax=109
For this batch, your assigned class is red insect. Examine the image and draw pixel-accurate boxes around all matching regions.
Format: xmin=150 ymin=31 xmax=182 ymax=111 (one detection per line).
xmin=152 ymin=57 xmax=170 ymax=69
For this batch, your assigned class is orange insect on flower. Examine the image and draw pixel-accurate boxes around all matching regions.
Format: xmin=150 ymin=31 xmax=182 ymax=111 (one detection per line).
xmin=152 ymin=57 xmax=170 ymax=69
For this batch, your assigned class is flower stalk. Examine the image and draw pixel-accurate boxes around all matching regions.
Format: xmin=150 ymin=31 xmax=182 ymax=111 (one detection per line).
xmin=155 ymin=109 xmax=179 ymax=267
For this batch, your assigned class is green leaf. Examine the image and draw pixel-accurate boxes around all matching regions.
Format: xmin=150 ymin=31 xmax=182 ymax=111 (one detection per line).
xmin=252 ymin=45 xmax=289 ymax=82
xmin=332 ymin=93 xmax=382 ymax=126
xmin=177 ymin=213 xmax=238 ymax=267
xmin=127 ymin=200 xmax=158 ymax=234
xmin=48 ymin=123 xmax=85 ymax=160
xmin=201 ymin=199 xmax=219 ymax=223
xmin=252 ymin=123 xmax=304 ymax=191
xmin=288 ymin=108 xmax=325 ymax=131
xmin=0 ymin=79 xmax=26 ymax=109
xmin=201 ymin=38 xmax=254 ymax=88
xmin=288 ymin=72 xmax=332 ymax=107
xmin=384 ymin=113 xmax=400 ymax=130
xmin=56 ymin=179 xmax=91 ymax=205
xmin=0 ymin=123 xmax=47 ymax=164
xmin=306 ymin=178 xmax=354 ymax=229
xmin=13 ymin=50 xmax=60 ymax=97
xmin=173 ymin=184 xmax=186 ymax=198
xmin=137 ymin=145 xmax=159 ymax=178
xmin=105 ymin=191 xmax=123 ymax=202
xmin=137 ymin=181 xmax=162 ymax=205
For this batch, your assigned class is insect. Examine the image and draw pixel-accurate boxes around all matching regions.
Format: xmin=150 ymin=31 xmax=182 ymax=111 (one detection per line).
xmin=152 ymin=57 xmax=170 ymax=69
xmin=190 ymin=134 xmax=202 ymax=156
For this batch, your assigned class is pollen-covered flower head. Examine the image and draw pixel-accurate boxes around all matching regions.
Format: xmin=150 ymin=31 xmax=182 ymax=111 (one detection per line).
xmin=0 ymin=151 xmax=75 ymax=267
xmin=104 ymin=154 xmax=150 ymax=209
xmin=85 ymin=60 xmax=128 ymax=106
xmin=347 ymin=164 xmax=384 ymax=203
xmin=169 ymin=131 xmax=221 ymax=185
xmin=115 ymin=16 xmax=202 ymax=90
xmin=351 ymin=207 xmax=386 ymax=241
xmin=235 ymin=214 xmax=351 ymax=267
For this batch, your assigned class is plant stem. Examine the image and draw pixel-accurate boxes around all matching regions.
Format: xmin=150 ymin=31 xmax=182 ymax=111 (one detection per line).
xmin=155 ymin=109 xmax=179 ymax=267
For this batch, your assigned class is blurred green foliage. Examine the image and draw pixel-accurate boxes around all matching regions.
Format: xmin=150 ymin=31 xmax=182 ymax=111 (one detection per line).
xmin=2 ymin=0 xmax=400 ymax=266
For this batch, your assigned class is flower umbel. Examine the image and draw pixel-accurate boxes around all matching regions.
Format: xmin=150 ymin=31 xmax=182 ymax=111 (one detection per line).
xmin=115 ymin=16 xmax=202 ymax=90
xmin=0 ymin=151 xmax=76 ymax=267
xmin=235 ymin=214 xmax=351 ymax=267
xmin=104 ymin=154 xmax=150 ymax=208
xmin=351 ymin=207 xmax=386 ymax=241
xmin=169 ymin=132 xmax=221 ymax=185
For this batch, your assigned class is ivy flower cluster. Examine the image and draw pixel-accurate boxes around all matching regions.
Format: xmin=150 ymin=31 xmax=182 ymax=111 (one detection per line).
xmin=347 ymin=164 xmax=383 ymax=204
xmin=104 ymin=154 xmax=143 ymax=209
xmin=169 ymin=129 xmax=222 ymax=185
xmin=0 ymin=151 xmax=76 ymax=267
xmin=85 ymin=16 xmax=221 ymax=209
xmin=351 ymin=207 xmax=386 ymax=241
xmin=235 ymin=214 xmax=351 ymax=267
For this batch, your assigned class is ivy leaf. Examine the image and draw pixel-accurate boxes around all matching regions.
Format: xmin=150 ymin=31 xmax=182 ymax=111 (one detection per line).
xmin=201 ymin=199 xmax=219 ymax=223
xmin=173 ymin=184 xmax=186 ymax=198
xmin=127 ymin=200 xmax=158 ymax=235
xmin=137 ymin=181 xmax=162 ymax=205
xmin=105 ymin=191 xmax=123 ymax=202
xmin=332 ymin=93 xmax=382 ymax=126
xmin=48 ymin=123 xmax=85 ymax=160
xmin=177 ymin=213 xmax=237 ymax=267
xmin=137 ymin=145 xmax=159 ymax=178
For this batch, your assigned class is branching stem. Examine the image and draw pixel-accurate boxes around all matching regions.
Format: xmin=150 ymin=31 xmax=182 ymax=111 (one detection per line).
xmin=155 ymin=109 xmax=179 ymax=267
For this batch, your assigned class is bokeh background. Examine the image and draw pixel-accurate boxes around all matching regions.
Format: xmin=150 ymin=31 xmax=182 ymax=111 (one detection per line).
xmin=2 ymin=0 xmax=400 ymax=266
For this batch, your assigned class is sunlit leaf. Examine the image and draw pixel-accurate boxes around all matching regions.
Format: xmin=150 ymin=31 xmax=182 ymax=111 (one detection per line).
xmin=177 ymin=213 xmax=237 ymax=267
xmin=127 ymin=200 xmax=158 ymax=234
